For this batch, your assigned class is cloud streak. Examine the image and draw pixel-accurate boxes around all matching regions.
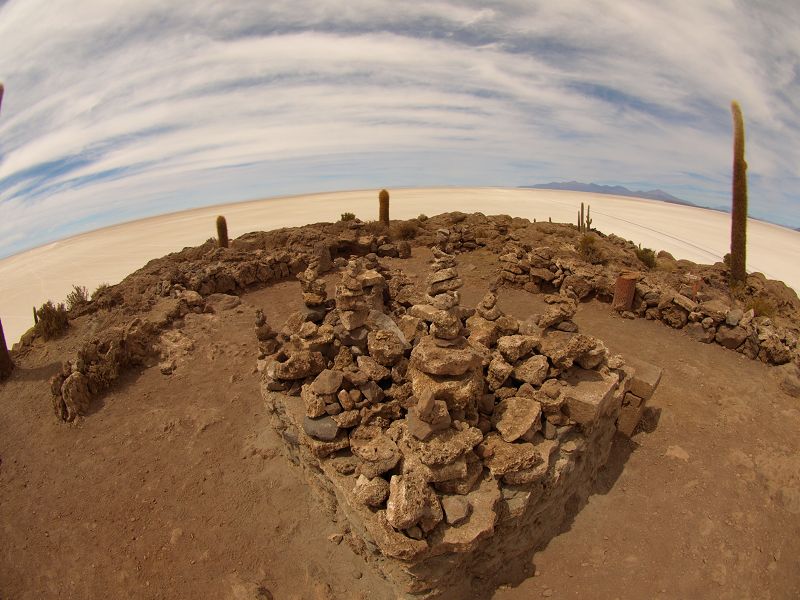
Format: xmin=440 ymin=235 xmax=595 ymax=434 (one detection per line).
xmin=0 ymin=0 xmax=798 ymax=257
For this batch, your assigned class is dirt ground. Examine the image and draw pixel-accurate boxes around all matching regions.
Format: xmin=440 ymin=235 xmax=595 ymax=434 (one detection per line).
xmin=1 ymin=248 xmax=799 ymax=600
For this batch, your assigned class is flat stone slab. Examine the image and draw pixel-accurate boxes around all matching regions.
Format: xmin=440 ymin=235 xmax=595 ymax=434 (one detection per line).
xmin=624 ymin=356 xmax=663 ymax=401
xmin=561 ymin=367 xmax=619 ymax=425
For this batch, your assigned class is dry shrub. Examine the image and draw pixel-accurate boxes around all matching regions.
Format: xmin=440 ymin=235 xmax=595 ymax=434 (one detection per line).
xmin=362 ymin=220 xmax=387 ymax=235
xmin=66 ymin=284 xmax=89 ymax=310
xmin=745 ymin=297 xmax=776 ymax=318
xmin=391 ymin=221 xmax=418 ymax=240
xmin=91 ymin=283 xmax=110 ymax=300
xmin=417 ymin=214 xmax=429 ymax=222
xmin=340 ymin=212 xmax=356 ymax=222
xmin=36 ymin=301 xmax=69 ymax=340
xmin=578 ymin=234 xmax=604 ymax=264
xmin=635 ymin=246 xmax=656 ymax=269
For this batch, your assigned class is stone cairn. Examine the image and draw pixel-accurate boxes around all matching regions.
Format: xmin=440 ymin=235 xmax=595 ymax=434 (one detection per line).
xmin=258 ymin=247 xmax=662 ymax=598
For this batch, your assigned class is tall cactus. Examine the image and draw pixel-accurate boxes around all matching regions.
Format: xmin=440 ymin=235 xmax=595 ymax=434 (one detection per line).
xmin=0 ymin=318 xmax=12 ymax=380
xmin=216 ymin=215 xmax=229 ymax=248
xmin=0 ymin=83 xmax=12 ymax=380
xmin=730 ymin=101 xmax=748 ymax=284
xmin=379 ymin=189 xmax=390 ymax=225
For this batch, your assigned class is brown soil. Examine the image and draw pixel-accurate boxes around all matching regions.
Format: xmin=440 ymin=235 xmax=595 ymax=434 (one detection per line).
xmin=1 ymin=248 xmax=799 ymax=600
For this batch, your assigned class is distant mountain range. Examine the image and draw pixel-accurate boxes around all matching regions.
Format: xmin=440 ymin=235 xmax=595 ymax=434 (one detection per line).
xmin=521 ymin=181 xmax=698 ymax=207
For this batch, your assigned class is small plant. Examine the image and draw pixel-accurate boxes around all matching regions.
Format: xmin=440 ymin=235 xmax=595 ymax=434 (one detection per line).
xmin=362 ymin=220 xmax=387 ymax=235
xmin=66 ymin=284 xmax=89 ymax=310
xmin=378 ymin=189 xmax=390 ymax=225
xmin=216 ymin=215 xmax=229 ymax=248
xmin=417 ymin=214 xmax=429 ymax=222
xmin=340 ymin=212 xmax=356 ymax=222
xmin=635 ymin=244 xmax=656 ymax=269
xmin=578 ymin=234 xmax=604 ymax=264
xmin=391 ymin=221 xmax=418 ymax=240
xmin=91 ymin=282 xmax=110 ymax=300
xmin=35 ymin=301 xmax=69 ymax=340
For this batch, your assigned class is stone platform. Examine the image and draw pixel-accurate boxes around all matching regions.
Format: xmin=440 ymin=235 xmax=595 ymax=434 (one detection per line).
xmin=257 ymin=249 xmax=661 ymax=598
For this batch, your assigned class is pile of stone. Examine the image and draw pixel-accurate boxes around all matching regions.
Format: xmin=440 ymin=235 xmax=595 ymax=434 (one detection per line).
xmin=433 ymin=224 xmax=479 ymax=254
xmin=498 ymin=245 xmax=530 ymax=286
xmin=296 ymin=259 xmax=329 ymax=321
xmin=259 ymin=246 xmax=663 ymax=598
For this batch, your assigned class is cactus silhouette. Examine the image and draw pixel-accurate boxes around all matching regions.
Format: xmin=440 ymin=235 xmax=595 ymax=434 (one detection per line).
xmin=379 ymin=189 xmax=390 ymax=225
xmin=0 ymin=84 xmax=11 ymax=380
xmin=0 ymin=318 xmax=12 ymax=380
xmin=216 ymin=215 xmax=229 ymax=248
xmin=730 ymin=101 xmax=748 ymax=284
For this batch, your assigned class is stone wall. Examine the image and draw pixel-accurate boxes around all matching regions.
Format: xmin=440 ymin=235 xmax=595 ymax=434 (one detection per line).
xmin=259 ymin=249 xmax=661 ymax=598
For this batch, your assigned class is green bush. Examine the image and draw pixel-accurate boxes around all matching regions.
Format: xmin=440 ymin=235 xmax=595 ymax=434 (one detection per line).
xmin=635 ymin=246 xmax=656 ymax=269
xmin=35 ymin=301 xmax=69 ymax=340
xmin=66 ymin=284 xmax=89 ymax=310
xmin=340 ymin=212 xmax=356 ymax=222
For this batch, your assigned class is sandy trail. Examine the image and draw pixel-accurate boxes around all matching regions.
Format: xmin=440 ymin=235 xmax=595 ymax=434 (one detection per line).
xmin=1 ymin=187 xmax=798 ymax=344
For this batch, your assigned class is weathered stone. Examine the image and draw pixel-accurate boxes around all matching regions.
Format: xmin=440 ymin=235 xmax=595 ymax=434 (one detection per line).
xmin=351 ymin=430 xmax=401 ymax=477
xmin=540 ymin=331 xmax=607 ymax=370
xmin=465 ymin=315 xmax=499 ymax=347
xmin=434 ymin=458 xmax=484 ymax=495
xmin=428 ymin=474 xmax=500 ymax=554
xmin=428 ymin=267 xmax=458 ymax=284
xmin=429 ymin=310 xmax=462 ymax=340
xmin=685 ymin=322 xmax=716 ymax=343
xmin=352 ymin=475 xmax=390 ymax=508
xmin=661 ymin=305 xmax=688 ymax=329
xmin=408 ymin=304 xmax=439 ymax=322
xmin=407 ymin=401 xmax=451 ymax=441
xmin=394 ymin=421 xmax=484 ymax=467
xmin=441 ymin=496 xmax=472 ymax=525
xmin=487 ymin=355 xmax=514 ymax=391
xmin=409 ymin=336 xmax=482 ymax=377
xmin=274 ymin=351 xmax=325 ymax=380
xmin=60 ymin=371 xmax=91 ymax=421
xmin=357 ymin=355 xmax=391 ymax=381
xmin=726 ymin=308 xmax=744 ymax=327
xmin=340 ymin=309 xmax=369 ymax=331
xmin=491 ymin=396 xmax=542 ymax=442
xmin=303 ymin=415 xmax=340 ymax=441
xmin=311 ymin=369 xmax=344 ymax=395
xmin=700 ymin=299 xmax=730 ymax=322
xmin=408 ymin=366 xmax=484 ymax=412
xmin=478 ymin=433 xmax=541 ymax=477
xmin=715 ymin=325 xmax=748 ymax=349
xmin=367 ymin=330 xmax=406 ymax=366
xmin=625 ymin=357 xmax=663 ymax=401
xmin=616 ymin=392 xmax=644 ymax=437
xmin=496 ymin=334 xmax=540 ymax=363
xmin=386 ymin=472 xmax=432 ymax=530
xmin=332 ymin=409 xmax=361 ymax=429
xmin=301 ymin=384 xmax=328 ymax=418
xmin=561 ymin=368 xmax=619 ymax=425
xmin=512 ymin=355 xmax=550 ymax=386
xmin=205 ymin=293 xmax=241 ymax=312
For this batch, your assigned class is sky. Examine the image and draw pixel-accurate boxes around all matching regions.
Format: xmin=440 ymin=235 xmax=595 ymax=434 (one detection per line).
xmin=0 ymin=0 xmax=798 ymax=258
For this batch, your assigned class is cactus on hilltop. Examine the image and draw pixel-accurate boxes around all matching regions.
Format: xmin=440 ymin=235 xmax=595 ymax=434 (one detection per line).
xmin=730 ymin=100 xmax=748 ymax=284
xmin=216 ymin=215 xmax=229 ymax=248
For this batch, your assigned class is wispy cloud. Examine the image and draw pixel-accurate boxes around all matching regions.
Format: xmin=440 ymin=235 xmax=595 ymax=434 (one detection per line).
xmin=0 ymin=0 xmax=798 ymax=257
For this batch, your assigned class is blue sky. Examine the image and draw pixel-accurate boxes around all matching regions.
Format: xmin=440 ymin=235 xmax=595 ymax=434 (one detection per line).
xmin=0 ymin=0 xmax=798 ymax=257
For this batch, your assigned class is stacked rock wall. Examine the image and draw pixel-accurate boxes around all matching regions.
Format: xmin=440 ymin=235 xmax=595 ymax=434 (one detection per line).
xmin=260 ymin=248 xmax=659 ymax=598
xmin=494 ymin=242 xmax=799 ymax=366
